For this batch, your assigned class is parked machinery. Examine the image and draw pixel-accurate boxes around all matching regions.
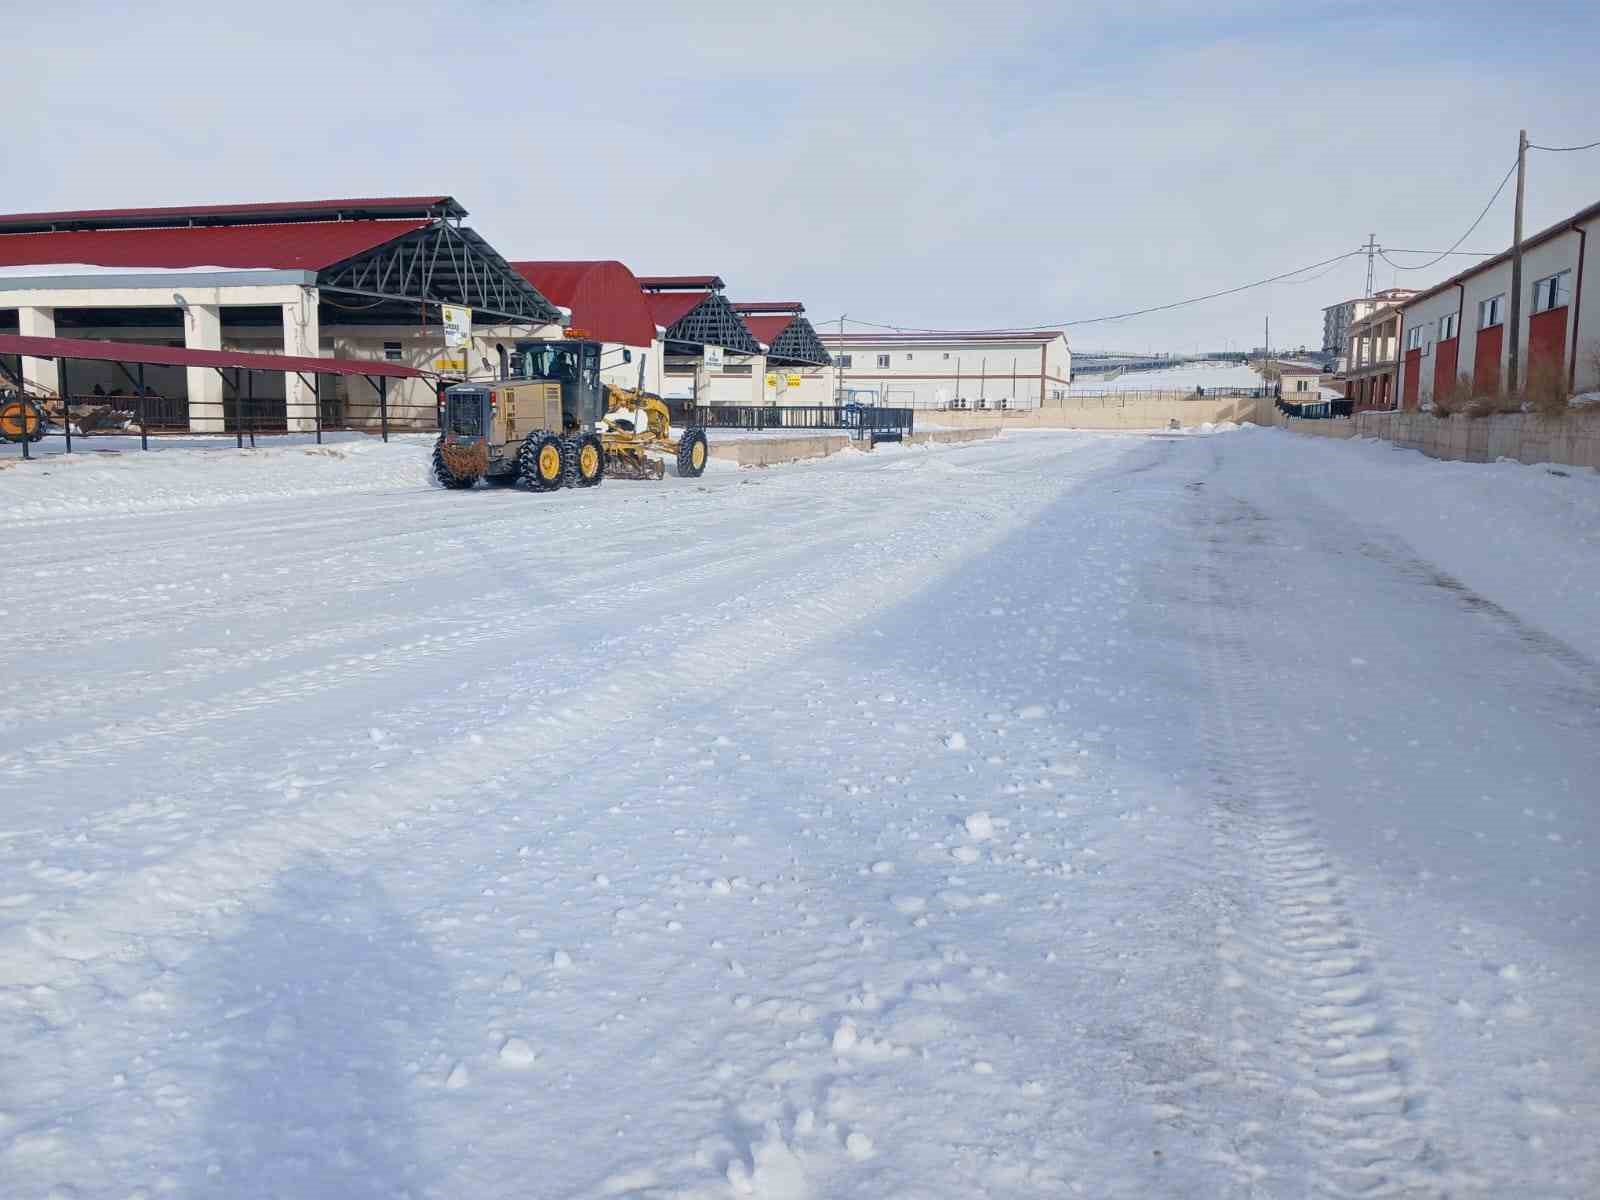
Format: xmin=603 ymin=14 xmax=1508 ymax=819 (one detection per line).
xmin=431 ymin=338 xmax=708 ymax=491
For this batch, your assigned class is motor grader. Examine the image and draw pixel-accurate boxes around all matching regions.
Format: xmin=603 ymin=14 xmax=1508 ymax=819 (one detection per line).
xmin=432 ymin=338 xmax=708 ymax=490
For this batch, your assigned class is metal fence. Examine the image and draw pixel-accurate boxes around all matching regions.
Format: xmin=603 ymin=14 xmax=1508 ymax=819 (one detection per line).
xmin=5 ymin=384 xmax=446 ymax=457
xmin=672 ymin=403 xmax=915 ymax=439
xmin=1276 ymin=397 xmax=1353 ymax=420
xmin=1057 ymin=387 xmax=1273 ymax=404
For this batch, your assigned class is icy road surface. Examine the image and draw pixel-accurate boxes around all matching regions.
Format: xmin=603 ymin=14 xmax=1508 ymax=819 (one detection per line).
xmin=1 ymin=430 xmax=1596 ymax=1199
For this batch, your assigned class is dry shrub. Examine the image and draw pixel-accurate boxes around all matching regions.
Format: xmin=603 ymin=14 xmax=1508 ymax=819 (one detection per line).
xmin=1431 ymin=372 xmax=1470 ymax=417
xmin=1522 ymin=358 xmax=1571 ymax=418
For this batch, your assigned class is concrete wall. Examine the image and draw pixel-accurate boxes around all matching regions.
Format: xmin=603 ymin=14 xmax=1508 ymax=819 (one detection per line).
xmin=1354 ymin=408 xmax=1600 ymax=469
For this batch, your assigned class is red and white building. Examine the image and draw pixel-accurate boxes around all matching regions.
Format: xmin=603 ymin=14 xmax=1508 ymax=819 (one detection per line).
xmin=1395 ymin=198 xmax=1600 ymax=410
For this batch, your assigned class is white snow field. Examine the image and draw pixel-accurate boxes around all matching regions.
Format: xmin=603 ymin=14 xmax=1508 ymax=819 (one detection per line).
xmin=1068 ymin=360 xmax=1263 ymax=393
xmin=1 ymin=429 xmax=1596 ymax=1199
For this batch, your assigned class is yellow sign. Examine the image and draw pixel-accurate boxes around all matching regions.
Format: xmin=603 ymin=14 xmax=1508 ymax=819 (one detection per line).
xmin=435 ymin=356 xmax=466 ymax=372
xmin=786 ymin=374 xmax=803 ymax=388
xmin=765 ymin=373 xmax=778 ymax=388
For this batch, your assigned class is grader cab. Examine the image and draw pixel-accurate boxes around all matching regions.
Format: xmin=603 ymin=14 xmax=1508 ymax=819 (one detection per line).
xmin=432 ymin=338 xmax=708 ymax=491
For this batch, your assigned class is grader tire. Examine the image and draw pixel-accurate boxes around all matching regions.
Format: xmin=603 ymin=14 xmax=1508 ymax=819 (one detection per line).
xmin=519 ymin=431 xmax=566 ymax=492
xmin=573 ymin=433 xmax=605 ymax=487
xmin=1 ymin=397 xmax=46 ymax=445
xmin=431 ymin=438 xmax=478 ymax=489
xmin=676 ymin=427 xmax=709 ymax=478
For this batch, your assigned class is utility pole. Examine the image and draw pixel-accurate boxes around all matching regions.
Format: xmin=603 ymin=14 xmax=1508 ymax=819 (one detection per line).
xmin=1264 ymin=314 xmax=1270 ymax=360
xmin=1363 ymin=232 xmax=1377 ymax=299
xmin=836 ymin=313 xmax=846 ymax=404
xmin=1506 ymin=129 xmax=1528 ymax=393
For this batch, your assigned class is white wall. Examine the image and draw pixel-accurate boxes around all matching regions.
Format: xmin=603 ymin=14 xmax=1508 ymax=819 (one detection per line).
xmin=821 ymin=335 xmax=1070 ymax=409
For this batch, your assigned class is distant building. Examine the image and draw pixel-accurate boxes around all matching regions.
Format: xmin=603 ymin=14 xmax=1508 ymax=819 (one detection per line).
xmin=1340 ymin=303 xmax=1405 ymax=411
xmin=816 ymin=330 xmax=1071 ymax=410
xmin=1323 ymin=288 xmax=1418 ymax=369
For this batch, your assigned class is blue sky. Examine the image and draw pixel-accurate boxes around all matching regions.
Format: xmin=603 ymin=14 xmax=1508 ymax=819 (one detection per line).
xmin=11 ymin=0 xmax=1600 ymax=350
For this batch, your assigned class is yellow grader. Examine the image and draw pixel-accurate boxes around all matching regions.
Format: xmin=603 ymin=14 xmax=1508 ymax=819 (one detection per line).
xmin=432 ymin=338 xmax=707 ymax=491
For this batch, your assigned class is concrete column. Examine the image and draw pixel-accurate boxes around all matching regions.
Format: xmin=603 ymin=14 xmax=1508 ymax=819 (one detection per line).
xmin=183 ymin=303 xmax=224 ymax=433
xmin=17 ymin=306 xmax=60 ymax=396
xmin=283 ymin=289 xmax=321 ymax=433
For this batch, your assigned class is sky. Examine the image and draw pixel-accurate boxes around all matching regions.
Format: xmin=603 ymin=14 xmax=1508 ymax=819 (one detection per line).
xmin=8 ymin=0 xmax=1600 ymax=352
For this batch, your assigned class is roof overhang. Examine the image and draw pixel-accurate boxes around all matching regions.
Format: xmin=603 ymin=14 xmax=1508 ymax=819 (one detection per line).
xmin=0 ymin=196 xmax=466 ymax=234
xmin=0 ymin=332 xmax=425 ymax=378
xmin=0 ymin=267 xmax=316 ymax=292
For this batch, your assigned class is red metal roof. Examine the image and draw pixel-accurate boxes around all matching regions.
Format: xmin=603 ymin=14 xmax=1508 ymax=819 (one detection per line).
xmin=0 ymin=197 xmax=461 ymax=233
xmin=511 ymin=260 xmax=656 ymax=346
xmin=742 ymin=315 xmax=797 ymax=347
xmin=645 ymin=291 xmax=713 ymax=330
xmin=638 ymin=274 xmax=725 ymax=291
xmin=0 ymin=333 xmax=424 ymax=378
xmin=0 ymin=220 xmax=429 ymax=272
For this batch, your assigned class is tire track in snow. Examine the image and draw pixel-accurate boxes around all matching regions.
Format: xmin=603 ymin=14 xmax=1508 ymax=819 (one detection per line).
xmin=1188 ymin=492 xmax=1474 ymax=1199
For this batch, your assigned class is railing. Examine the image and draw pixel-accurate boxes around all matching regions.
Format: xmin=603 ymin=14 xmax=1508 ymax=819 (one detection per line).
xmin=672 ymin=403 xmax=915 ymax=438
xmin=1051 ymin=387 xmax=1273 ymax=405
xmin=1276 ymin=397 xmax=1353 ymax=420
xmin=9 ymin=385 xmax=446 ymax=455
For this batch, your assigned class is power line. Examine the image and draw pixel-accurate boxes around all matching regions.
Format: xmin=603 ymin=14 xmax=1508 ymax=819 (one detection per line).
xmin=1379 ymin=247 xmax=1498 ymax=257
xmin=1376 ymin=159 xmax=1517 ymax=271
xmin=1529 ymin=138 xmax=1600 ymax=152
xmin=820 ymin=247 xmax=1367 ymax=335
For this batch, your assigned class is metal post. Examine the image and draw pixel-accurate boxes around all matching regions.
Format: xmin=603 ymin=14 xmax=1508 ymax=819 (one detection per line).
xmin=245 ymin=370 xmax=255 ymax=448
xmin=137 ymin=363 xmax=148 ymax=451
xmin=60 ymin=358 xmax=72 ymax=453
xmin=313 ymin=376 xmax=322 ymax=445
xmin=378 ymin=376 xmax=389 ymax=442
xmin=1507 ymin=128 xmax=1528 ymax=394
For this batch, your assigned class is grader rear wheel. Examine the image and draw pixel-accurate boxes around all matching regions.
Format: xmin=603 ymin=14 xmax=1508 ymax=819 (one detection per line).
xmin=431 ymin=438 xmax=479 ymax=489
xmin=519 ymin=431 xmax=566 ymax=492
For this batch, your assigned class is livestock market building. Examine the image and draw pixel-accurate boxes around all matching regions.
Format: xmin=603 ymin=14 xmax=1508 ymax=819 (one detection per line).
xmin=0 ymin=196 xmax=563 ymax=431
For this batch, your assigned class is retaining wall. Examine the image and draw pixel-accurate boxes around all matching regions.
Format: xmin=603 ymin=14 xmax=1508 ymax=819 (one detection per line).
xmin=932 ymin=392 xmax=1273 ymax=431
xmin=1353 ymin=409 xmax=1600 ymax=469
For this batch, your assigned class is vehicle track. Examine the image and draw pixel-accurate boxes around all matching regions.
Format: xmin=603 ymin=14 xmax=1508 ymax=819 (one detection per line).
xmin=1193 ymin=493 xmax=1470 ymax=1198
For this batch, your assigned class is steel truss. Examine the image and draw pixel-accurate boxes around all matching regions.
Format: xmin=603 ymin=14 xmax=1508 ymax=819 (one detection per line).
xmin=765 ymin=315 xmax=832 ymax=366
xmin=664 ymin=293 xmax=762 ymax=355
xmin=317 ymin=221 xmax=561 ymax=325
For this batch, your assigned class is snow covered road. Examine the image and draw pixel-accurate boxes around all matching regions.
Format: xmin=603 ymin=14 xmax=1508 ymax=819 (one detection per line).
xmin=1 ymin=430 xmax=1595 ymax=1198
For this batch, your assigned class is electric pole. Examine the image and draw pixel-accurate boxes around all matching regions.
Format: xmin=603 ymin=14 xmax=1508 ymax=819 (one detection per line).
xmin=1364 ymin=232 xmax=1377 ymax=299
xmin=1506 ymin=129 xmax=1528 ymax=393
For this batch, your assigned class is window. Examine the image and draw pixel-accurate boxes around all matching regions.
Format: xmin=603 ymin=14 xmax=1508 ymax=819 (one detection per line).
xmin=383 ymin=341 xmax=403 ymax=362
xmin=942 ymin=352 xmax=950 ymax=359
xmin=1438 ymin=312 xmax=1458 ymax=341
xmin=838 ymin=354 xmax=852 ymax=368
xmin=1294 ymin=378 xmax=1311 ymax=392
xmin=1406 ymin=326 xmax=1423 ymax=351
xmin=1532 ymin=270 xmax=1571 ymax=314
xmin=1478 ymin=294 xmax=1504 ymax=329
xmin=876 ymin=354 xmax=891 ymax=369
xmin=905 ymin=353 xmax=913 ymax=361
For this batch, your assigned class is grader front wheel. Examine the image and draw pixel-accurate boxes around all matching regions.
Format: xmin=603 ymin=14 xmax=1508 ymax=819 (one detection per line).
xmin=677 ymin=427 xmax=709 ymax=478
xmin=573 ymin=434 xmax=605 ymax=487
